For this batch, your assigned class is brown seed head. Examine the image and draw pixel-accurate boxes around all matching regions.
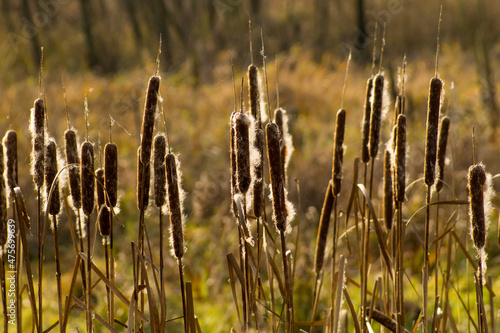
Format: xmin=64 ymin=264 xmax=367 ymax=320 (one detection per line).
xmin=81 ymin=141 xmax=95 ymax=216
xmin=436 ymin=116 xmax=450 ymax=192
xmin=395 ymin=114 xmax=406 ymax=203
xmin=314 ymin=180 xmax=334 ymax=274
xmin=369 ymin=74 xmax=384 ymax=159
xmin=104 ymin=142 xmax=118 ymax=207
xmin=361 ymin=78 xmax=374 ymax=163
xmin=468 ymin=164 xmax=486 ymax=249
xmin=248 ymin=64 xmax=260 ymax=124
xmin=140 ymin=76 xmax=160 ymax=164
xmin=252 ymin=128 xmax=265 ymax=217
xmin=3 ymin=130 xmax=17 ymax=198
xmin=266 ymin=122 xmax=287 ymax=232
xmin=383 ymin=149 xmax=393 ymax=230
xmin=230 ymin=112 xmax=239 ymax=218
xmin=98 ymin=205 xmax=111 ymax=237
xmin=31 ymin=98 xmax=45 ymax=188
xmin=332 ymin=109 xmax=346 ymax=196
xmin=137 ymin=147 xmax=151 ymax=210
xmin=274 ymin=108 xmax=287 ymax=179
xmin=65 ymin=129 xmax=81 ymax=209
xmin=166 ymin=153 xmax=184 ymax=259
xmin=154 ymin=134 xmax=167 ymax=208
xmin=234 ymin=112 xmax=251 ymax=194
xmin=424 ymin=77 xmax=442 ymax=186
xmin=31 ymin=98 xmax=45 ymax=136
xmin=45 ymin=140 xmax=61 ymax=216
xmin=96 ymin=168 xmax=105 ymax=208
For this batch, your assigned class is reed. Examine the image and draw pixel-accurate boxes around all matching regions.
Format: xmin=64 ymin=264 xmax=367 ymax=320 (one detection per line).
xmin=361 ymin=78 xmax=374 ymax=164
xmin=3 ymin=130 xmax=17 ymax=199
xmin=234 ymin=112 xmax=251 ymax=195
xmin=436 ymin=116 xmax=450 ymax=193
xmin=139 ymin=76 xmax=160 ymax=164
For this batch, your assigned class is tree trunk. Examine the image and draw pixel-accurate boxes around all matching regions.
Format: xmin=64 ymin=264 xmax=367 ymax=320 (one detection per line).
xmin=21 ymin=0 xmax=41 ymax=69
xmin=78 ymin=0 xmax=99 ymax=69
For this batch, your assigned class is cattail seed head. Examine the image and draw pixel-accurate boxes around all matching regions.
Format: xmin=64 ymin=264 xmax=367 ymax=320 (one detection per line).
xmin=468 ymin=164 xmax=487 ymax=249
xmin=104 ymin=142 xmax=118 ymax=207
xmin=81 ymin=141 xmax=95 ymax=216
xmin=361 ymin=78 xmax=374 ymax=163
xmin=424 ymin=77 xmax=443 ymax=186
xmin=3 ymin=130 xmax=17 ymax=198
xmin=395 ymin=114 xmax=406 ymax=203
xmin=95 ymin=168 xmax=105 ymax=208
xmin=332 ymin=109 xmax=346 ymax=196
xmin=383 ymin=149 xmax=393 ymax=230
xmin=436 ymin=116 xmax=450 ymax=193
xmin=137 ymin=147 xmax=151 ymax=211
xmin=234 ymin=112 xmax=251 ymax=194
xmin=314 ymin=180 xmax=334 ymax=274
xmin=252 ymin=128 xmax=265 ymax=217
xmin=140 ymin=76 xmax=160 ymax=164
xmin=266 ymin=122 xmax=287 ymax=232
xmin=45 ymin=139 xmax=61 ymax=216
xmin=30 ymin=98 xmax=45 ymax=188
xmin=154 ymin=134 xmax=167 ymax=208
xmin=369 ymin=74 xmax=385 ymax=159
xmin=0 ymin=144 xmax=7 ymax=247
xmin=230 ymin=112 xmax=239 ymax=218
xmin=31 ymin=98 xmax=45 ymax=136
xmin=248 ymin=64 xmax=260 ymax=124
xmin=98 ymin=205 xmax=111 ymax=237
xmin=65 ymin=129 xmax=81 ymax=209
xmin=166 ymin=153 xmax=185 ymax=260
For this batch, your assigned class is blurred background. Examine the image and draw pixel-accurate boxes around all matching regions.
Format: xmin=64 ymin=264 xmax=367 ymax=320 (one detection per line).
xmin=1 ymin=0 xmax=500 ymax=330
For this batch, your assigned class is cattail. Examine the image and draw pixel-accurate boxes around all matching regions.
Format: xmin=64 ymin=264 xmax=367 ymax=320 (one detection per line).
xmin=383 ymin=149 xmax=393 ymax=230
xmin=252 ymin=128 xmax=265 ymax=217
xmin=394 ymin=114 xmax=406 ymax=203
xmin=332 ymin=109 xmax=346 ymax=196
xmin=361 ymin=78 xmax=374 ymax=163
xmin=95 ymin=168 xmax=105 ymax=208
xmin=274 ymin=108 xmax=289 ymax=181
xmin=234 ymin=112 xmax=251 ymax=194
xmin=468 ymin=164 xmax=487 ymax=249
xmin=98 ymin=205 xmax=111 ymax=237
xmin=31 ymin=98 xmax=45 ymax=188
xmin=266 ymin=122 xmax=287 ymax=232
xmin=65 ymin=129 xmax=81 ymax=209
xmin=314 ymin=181 xmax=334 ymax=274
xmin=369 ymin=74 xmax=384 ymax=159
xmin=104 ymin=142 xmax=118 ymax=207
xmin=248 ymin=64 xmax=260 ymax=123
xmin=81 ymin=142 xmax=95 ymax=216
xmin=166 ymin=153 xmax=184 ymax=259
xmin=45 ymin=139 xmax=61 ymax=216
xmin=230 ymin=112 xmax=239 ymax=218
xmin=137 ymin=147 xmax=151 ymax=210
xmin=140 ymin=76 xmax=160 ymax=164
xmin=154 ymin=134 xmax=167 ymax=208
xmin=3 ymin=130 xmax=17 ymax=198
xmin=424 ymin=77 xmax=443 ymax=186
xmin=0 ymin=144 xmax=7 ymax=247
xmin=436 ymin=116 xmax=450 ymax=193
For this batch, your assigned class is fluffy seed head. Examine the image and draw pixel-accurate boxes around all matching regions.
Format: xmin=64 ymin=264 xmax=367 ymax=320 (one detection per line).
xmin=140 ymin=76 xmax=160 ymax=164
xmin=332 ymin=109 xmax=346 ymax=196
xmin=81 ymin=141 xmax=95 ymax=216
xmin=154 ymin=134 xmax=167 ymax=208
xmin=3 ymin=130 xmax=17 ymax=198
xmin=252 ymin=128 xmax=265 ymax=217
xmin=65 ymin=129 xmax=81 ymax=209
xmin=98 ymin=205 xmax=111 ymax=237
xmin=31 ymin=98 xmax=45 ymax=136
xmin=0 ymin=144 xmax=7 ymax=247
xmin=266 ymin=123 xmax=287 ymax=232
xmin=436 ymin=116 xmax=450 ymax=193
xmin=96 ymin=168 xmax=105 ymax=207
xmin=424 ymin=77 xmax=442 ymax=186
xmin=230 ymin=113 xmax=239 ymax=218
xmin=248 ymin=64 xmax=260 ymax=124
xmin=394 ymin=114 xmax=406 ymax=203
xmin=383 ymin=149 xmax=393 ymax=230
xmin=361 ymin=78 xmax=374 ymax=163
xmin=104 ymin=142 xmax=118 ymax=207
xmin=30 ymin=99 xmax=45 ymax=188
xmin=137 ymin=147 xmax=151 ymax=210
xmin=166 ymin=153 xmax=185 ymax=259
xmin=234 ymin=112 xmax=252 ymax=194
xmin=369 ymin=74 xmax=384 ymax=159
xmin=45 ymin=140 xmax=61 ymax=216
xmin=468 ymin=164 xmax=486 ymax=249
xmin=314 ymin=180 xmax=334 ymax=274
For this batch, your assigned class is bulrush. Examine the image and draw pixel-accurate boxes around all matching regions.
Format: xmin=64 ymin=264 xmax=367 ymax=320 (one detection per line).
xmin=332 ymin=109 xmax=346 ymax=196
xmin=424 ymin=77 xmax=442 ymax=186
xmin=361 ymin=78 xmax=374 ymax=163
xmin=383 ymin=149 xmax=393 ymax=230
xmin=394 ymin=114 xmax=406 ymax=203
xmin=65 ymin=129 xmax=81 ymax=209
xmin=30 ymin=99 xmax=45 ymax=188
xmin=436 ymin=116 xmax=450 ymax=192
xmin=153 ymin=134 xmax=167 ymax=208
xmin=468 ymin=164 xmax=487 ymax=250
xmin=369 ymin=74 xmax=385 ymax=159
xmin=314 ymin=180 xmax=334 ymax=275
xmin=81 ymin=141 xmax=95 ymax=216
xmin=166 ymin=152 xmax=185 ymax=260
xmin=98 ymin=205 xmax=111 ymax=237
xmin=45 ymin=139 xmax=61 ymax=217
xmin=140 ymin=76 xmax=160 ymax=164
xmin=104 ymin=142 xmax=118 ymax=207
xmin=137 ymin=147 xmax=151 ymax=210
xmin=3 ymin=130 xmax=17 ymax=198
xmin=248 ymin=64 xmax=260 ymax=122
xmin=252 ymin=128 xmax=265 ymax=217
xmin=230 ymin=112 xmax=239 ymax=218
xmin=234 ymin=112 xmax=251 ymax=194
xmin=96 ymin=168 xmax=105 ymax=208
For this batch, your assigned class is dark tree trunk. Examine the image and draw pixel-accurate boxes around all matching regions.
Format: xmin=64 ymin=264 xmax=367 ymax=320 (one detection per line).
xmin=21 ymin=0 xmax=41 ymax=69
xmin=78 ymin=0 xmax=99 ymax=69
xmin=123 ymin=0 xmax=142 ymax=46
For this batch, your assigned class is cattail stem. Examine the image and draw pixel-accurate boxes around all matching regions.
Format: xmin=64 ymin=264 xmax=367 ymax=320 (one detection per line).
xmin=423 ymin=185 xmax=431 ymax=333
xmin=330 ymin=197 xmax=339 ymax=331
xmin=51 ymin=214 xmax=63 ymax=333
xmin=280 ymin=230 xmax=294 ymax=333
xmin=178 ymin=260 xmax=187 ymax=333
xmin=37 ymin=187 xmax=43 ymax=332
